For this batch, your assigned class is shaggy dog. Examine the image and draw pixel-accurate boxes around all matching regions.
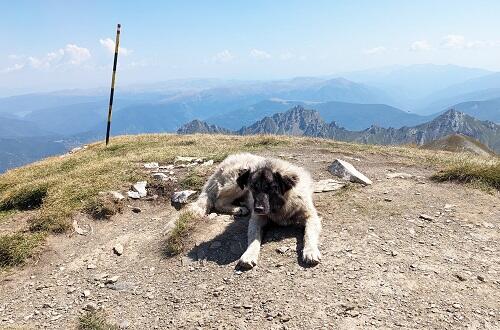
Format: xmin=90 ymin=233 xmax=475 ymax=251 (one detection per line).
xmin=236 ymin=157 xmax=322 ymax=269
xmin=187 ymin=153 xmax=264 ymax=217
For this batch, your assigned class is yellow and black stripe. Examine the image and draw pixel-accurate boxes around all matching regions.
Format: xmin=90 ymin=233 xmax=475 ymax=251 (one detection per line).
xmin=105 ymin=23 xmax=121 ymax=146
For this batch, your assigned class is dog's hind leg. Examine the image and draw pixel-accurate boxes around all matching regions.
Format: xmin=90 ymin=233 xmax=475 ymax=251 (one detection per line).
xmin=302 ymin=214 xmax=322 ymax=265
xmin=214 ymin=195 xmax=249 ymax=216
xmin=237 ymin=214 xmax=267 ymax=269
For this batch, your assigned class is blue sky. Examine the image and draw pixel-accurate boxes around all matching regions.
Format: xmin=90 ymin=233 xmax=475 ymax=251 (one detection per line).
xmin=1 ymin=1 xmax=500 ymax=93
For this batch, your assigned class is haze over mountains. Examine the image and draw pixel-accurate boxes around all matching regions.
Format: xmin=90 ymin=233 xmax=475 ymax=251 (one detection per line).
xmin=1 ymin=64 xmax=499 ymax=172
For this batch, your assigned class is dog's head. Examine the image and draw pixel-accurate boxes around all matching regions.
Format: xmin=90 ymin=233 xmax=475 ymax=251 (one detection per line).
xmin=237 ymin=167 xmax=297 ymax=215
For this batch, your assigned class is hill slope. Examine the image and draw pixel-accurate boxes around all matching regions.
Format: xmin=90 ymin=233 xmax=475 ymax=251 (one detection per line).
xmin=422 ymin=134 xmax=495 ymax=156
xmin=0 ymin=134 xmax=498 ymax=329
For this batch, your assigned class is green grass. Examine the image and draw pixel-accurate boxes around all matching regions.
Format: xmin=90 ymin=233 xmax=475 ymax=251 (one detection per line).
xmin=179 ymin=170 xmax=206 ymax=191
xmin=78 ymin=310 xmax=118 ymax=330
xmin=431 ymin=160 xmax=500 ymax=191
xmin=165 ymin=211 xmax=201 ymax=255
xmin=0 ymin=232 xmax=46 ymax=268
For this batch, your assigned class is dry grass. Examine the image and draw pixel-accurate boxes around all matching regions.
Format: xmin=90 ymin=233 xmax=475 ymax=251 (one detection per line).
xmin=78 ymin=310 xmax=118 ymax=330
xmin=431 ymin=159 xmax=500 ymax=191
xmin=0 ymin=232 xmax=45 ymax=268
xmin=84 ymin=195 xmax=123 ymax=220
xmin=165 ymin=210 xmax=202 ymax=256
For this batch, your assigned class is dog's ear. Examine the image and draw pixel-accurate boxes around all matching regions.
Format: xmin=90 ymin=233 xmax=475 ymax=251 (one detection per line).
xmin=274 ymin=172 xmax=298 ymax=193
xmin=237 ymin=169 xmax=250 ymax=190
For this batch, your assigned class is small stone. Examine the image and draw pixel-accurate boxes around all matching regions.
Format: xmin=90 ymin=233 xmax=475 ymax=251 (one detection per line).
xmin=152 ymin=172 xmax=169 ymax=180
xmin=477 ymin=275 xmax=485 ymax=282
xmin=455 ymin=274 xmax=467 ymax=282
xmin=276 ymin=246 xmax=289 ymax=254
xmin=384 ymin=198 xmax=393 ymax=202
xmin=67 ymin=287 xmax=76 ymax=294
xmin=118 ymin=320 xmax=130 ymax=329
xmin=83 ymin=302 xmax=97 ymax=311
xmin=391 ymin=250 xmax=398 ymax=257
xmin=105 ymin=276 xmax=120 ymax=284
xmin=110 ymin=191 xmax=125 ymax=201
xmin=201 ymin=160 xmax=214 ymax=166
xmin=386 ymin=172 xmax=413 ymax=179
xmin=243 ymin=304 xmax=253 ymax=309
xmin=113 ymin=243 xmax=124 ymax=256
xmin=127 ymin=191 xmax=141 ymax=199
xmin=171 ymin=190 xmax=197 ymax=204
xmin=144 ymin=162 xmax=159 ymax=169
xmin=82 ymin=290 xmax=91 ymax=298
xmin=419 ymin=214 xmax=435 ymax=222
xmin=132 ymin=181 xmax=148 ymax=197
xmin=348 ymin=310 xmax=360 ymax=317
xmin=452 ymin=303 xmax=462 ymax=309
xmin=313 ymin=179 xmax=345 ymax=193
xmin=131 ymin=207 xmax=141 ymax=213
xmin=87 ymin=264 xmax=96 ymax=269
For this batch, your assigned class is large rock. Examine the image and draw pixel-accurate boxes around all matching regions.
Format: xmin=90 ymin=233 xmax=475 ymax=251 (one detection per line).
xmin=328 ymin=159 xmax=372 ymax=185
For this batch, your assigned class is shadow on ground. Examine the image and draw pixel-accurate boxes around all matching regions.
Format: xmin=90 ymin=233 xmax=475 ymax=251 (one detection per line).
xmin=187 ymin=216 xmax=311 ymax=268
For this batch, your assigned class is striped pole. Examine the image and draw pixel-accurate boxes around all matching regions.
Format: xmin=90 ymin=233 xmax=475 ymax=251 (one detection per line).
xmin=105 ymin=23 xmax=121 ymax=146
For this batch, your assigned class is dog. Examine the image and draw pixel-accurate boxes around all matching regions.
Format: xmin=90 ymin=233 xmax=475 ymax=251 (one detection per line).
xmin=236 ymin=157 xmax=322 ymax=269
xmin=187 ymin=153 xmax=264 ymax=217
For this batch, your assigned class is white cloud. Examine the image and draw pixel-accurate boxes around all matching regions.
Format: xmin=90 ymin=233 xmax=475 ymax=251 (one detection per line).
xmin=440 ymin=34 xmax=498 ymax=49
xmin=250 ymin=48 xmax=271 ymax=60
xmin=1 ymin=44 xmax=91 ymax=73
xmin=64 ymin=44 xmax=91 ymax=64
xmin=410 ymin=40 xmax=432 ymax=52
xmin=212 ymin=50 xmax=234 ymax=63
xmin=363 ymin=46 xmax=387 ymax=55
xmin=1 ymin=63 xmax=25 ymax=73
xmin=99 ymin=38 xmax=131 ymax=55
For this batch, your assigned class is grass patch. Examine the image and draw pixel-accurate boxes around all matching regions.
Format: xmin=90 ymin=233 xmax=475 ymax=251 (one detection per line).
xmin=78 ymin=310 xmax=118 ymax=330
xmin=179 ymin=170 xmax=206 ymax=191
xmin=165 ymin=211 xmax=201 ymax=255
xmin=0 ymin=184 xmax=47 ymax=211
xmin=431 ymin=160 xmax=500 ymax=191
xmin=244 ymin=135 xmax=289 ymax=148
xmin=0 ymin=232 xmax=46 ymax=268
xmin=84 ymin=195 xmax=123 ymax=220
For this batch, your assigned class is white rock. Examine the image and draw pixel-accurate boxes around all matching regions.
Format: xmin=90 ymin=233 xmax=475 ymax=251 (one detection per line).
xmin=132 ymin=181 xmax=147 ymax=197
xmin=151 ymin=172 xmax=169 ymax=180
xmin=87 ymin=264 xmax=96 ymax=269
xmin=113 ymin=243 xmax=124 ymax=256
xmin=105 ymin=276 xmax=119 ymax=284
xmin=171 ymin=190 xmax=197 ymax=204
xmin=110 ymin=191 xmax=125 ymax=201
xmin=73 ymin=220 xmax=87 ymax=235
xmin=201 ymin=160 xmax=214 ymax=166
xmin=127 ymin=191 xmax=141 ymax=199
xmin=82 ymin=290 xmax=91 ymax=298
xmin=175 ymin=156 xmax=203 ymax=163
xmin=313 ymin=179 xmax=345 ymax=193
xmin=143 ymin=162 xmax=159 ymax=169
xmin=328 ymin=159 xmax=372 ymax=185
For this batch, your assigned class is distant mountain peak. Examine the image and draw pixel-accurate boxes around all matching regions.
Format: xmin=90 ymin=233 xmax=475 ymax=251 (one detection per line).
xmin=177 ymin=119 xmax=231 ymax=135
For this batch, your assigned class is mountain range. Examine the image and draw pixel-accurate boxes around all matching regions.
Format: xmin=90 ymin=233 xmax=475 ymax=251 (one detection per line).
xmin=179 ymin=106 xmax=500 ymax=153
xmin=1 ymin=64 xmax=500 ymax=172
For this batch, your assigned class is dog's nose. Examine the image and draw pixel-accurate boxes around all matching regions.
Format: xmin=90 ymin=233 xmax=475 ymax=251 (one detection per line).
xmin=254 ymin=206 xmax=265 ymax=213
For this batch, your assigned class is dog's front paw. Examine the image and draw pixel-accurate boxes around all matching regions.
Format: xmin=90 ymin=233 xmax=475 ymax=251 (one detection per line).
xmin=237 ymin=252 xmax=258 ymax=270
xmin=235 ymin=206 xmax=249 ymax=216
xmin=302 ymin=246 xmax=321 ymax=265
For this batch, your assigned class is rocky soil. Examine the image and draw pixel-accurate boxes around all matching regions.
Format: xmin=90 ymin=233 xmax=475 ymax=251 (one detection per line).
xmin=0 ymin=146 xmax=499 ymax=329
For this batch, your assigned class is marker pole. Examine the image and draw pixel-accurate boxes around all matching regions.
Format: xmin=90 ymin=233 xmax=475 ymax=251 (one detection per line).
xmin=105 ymin=23 xmax=121 ymax=146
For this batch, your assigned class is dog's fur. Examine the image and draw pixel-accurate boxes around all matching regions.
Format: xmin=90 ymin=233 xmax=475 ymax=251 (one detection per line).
xmin=236 ymin=157 xmax=322 ymax=269
xmin=187 ymin=153 xmax=264 ymax=217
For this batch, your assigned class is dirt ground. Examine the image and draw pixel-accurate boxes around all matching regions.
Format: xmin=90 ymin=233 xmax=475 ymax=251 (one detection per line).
xmin=0 ymin=146 xmax=499 ymax=329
